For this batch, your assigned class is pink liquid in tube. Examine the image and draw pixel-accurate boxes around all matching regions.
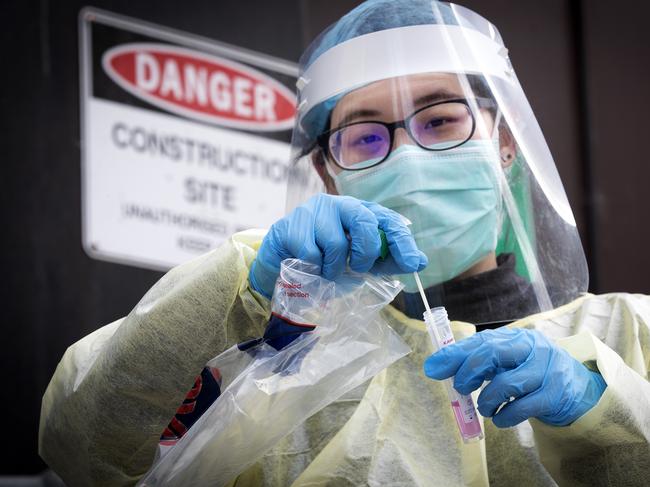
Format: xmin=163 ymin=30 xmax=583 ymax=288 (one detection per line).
xmin=423 ymin=306 xmax=484 ymax=443
xmin=412 ymin=273 xmax=483 ymax=443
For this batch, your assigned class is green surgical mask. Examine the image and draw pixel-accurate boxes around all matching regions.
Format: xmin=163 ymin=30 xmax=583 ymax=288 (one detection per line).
xmin=334 ymin=141 xmax=502 ymax=292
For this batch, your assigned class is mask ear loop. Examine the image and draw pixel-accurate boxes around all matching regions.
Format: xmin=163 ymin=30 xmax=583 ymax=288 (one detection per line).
xmin=486 ymin=108 xmax=506 ymax=231
xmin=322 ymin=154 xmax=345 ymax=194
xmin=491 ymin=108 xmax=503 ymax=148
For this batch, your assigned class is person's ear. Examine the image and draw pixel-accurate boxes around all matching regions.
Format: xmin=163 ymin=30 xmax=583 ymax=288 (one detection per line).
xmin=311 ymin=150 xmax=339 ymax=194
xmin=499 ymin=124 xmax=517 ymax=169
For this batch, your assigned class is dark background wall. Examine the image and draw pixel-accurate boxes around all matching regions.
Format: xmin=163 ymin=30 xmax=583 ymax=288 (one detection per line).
xmin=1 ymin=0 xmax=649 ymax=478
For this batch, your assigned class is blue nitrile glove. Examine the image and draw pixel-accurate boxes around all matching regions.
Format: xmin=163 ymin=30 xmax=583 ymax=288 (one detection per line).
xmin=423 ymin=328 xmax=607 ymax=427
xmin=237 ymin=314 xmax=318 ymax=376
xmin=249 ymin=194 xmax=428 ymax=299
xmin=238 ymin=314 xmax=316 ymax=353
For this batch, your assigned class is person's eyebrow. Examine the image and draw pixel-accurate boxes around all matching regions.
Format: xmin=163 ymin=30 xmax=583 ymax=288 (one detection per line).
xmin=334 ymin=108 xmax=382 ymax=128
xmin=334 ymin=89 xmax=463 ymax=129
xmin=413 ymin=89 xmax=463 ymax=107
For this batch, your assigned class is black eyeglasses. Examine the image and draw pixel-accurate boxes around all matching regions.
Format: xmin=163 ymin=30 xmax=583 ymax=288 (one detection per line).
xmin=317 ymin=98 xmax=496 ymax=171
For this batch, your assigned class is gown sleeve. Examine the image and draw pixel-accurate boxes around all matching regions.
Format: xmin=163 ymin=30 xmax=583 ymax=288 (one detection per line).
xmin=528 ymin=293 xmax=650 ymax=486
xmin=38 ymin=230 xmax=271 ymax=487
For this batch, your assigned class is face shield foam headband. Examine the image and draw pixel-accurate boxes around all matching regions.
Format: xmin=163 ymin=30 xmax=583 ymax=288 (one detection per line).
xmin=296 ymin=22 xmax=514 ymax=143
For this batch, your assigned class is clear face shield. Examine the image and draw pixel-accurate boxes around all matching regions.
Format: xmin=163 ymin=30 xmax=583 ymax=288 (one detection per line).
xmin=287 ymin=1 xmax=587 ymax=324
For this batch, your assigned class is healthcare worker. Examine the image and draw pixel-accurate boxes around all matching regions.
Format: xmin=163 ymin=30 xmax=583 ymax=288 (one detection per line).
xmin=40 ymin=1 xmax=650 ymax=486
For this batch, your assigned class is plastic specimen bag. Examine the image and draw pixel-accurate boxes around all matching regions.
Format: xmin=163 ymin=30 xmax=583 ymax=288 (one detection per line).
xmin=139 ymin=259 xmax=410 ymax=486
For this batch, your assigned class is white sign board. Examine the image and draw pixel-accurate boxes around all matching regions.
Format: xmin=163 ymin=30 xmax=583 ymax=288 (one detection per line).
xmin=79 ymin=8 xmax=298 ymax=270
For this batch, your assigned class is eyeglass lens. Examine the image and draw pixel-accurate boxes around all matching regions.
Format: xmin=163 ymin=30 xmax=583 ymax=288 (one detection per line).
xmin=329 ymin=101 xmax=474 ymax=169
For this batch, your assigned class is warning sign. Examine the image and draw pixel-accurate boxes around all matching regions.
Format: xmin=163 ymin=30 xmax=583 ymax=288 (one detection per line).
xmin=79 ymin=8 xmax=298 ymax=270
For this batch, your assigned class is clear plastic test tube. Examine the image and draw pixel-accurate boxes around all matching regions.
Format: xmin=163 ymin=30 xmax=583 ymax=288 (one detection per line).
xmin=414 ymin=273 xmax=484 ymax=443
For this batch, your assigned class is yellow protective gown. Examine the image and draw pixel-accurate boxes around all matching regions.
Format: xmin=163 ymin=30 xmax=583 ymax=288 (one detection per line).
xmin=39 ymin=231 xmax=650 ymax=486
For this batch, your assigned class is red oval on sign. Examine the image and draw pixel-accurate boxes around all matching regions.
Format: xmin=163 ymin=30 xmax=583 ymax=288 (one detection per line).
xmin=102 ymin=43 xmax=297 ymax=131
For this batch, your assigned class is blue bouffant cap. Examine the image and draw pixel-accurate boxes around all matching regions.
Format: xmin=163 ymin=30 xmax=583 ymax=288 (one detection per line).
xmin=297 ymin=0 xmax=459 ymax=146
